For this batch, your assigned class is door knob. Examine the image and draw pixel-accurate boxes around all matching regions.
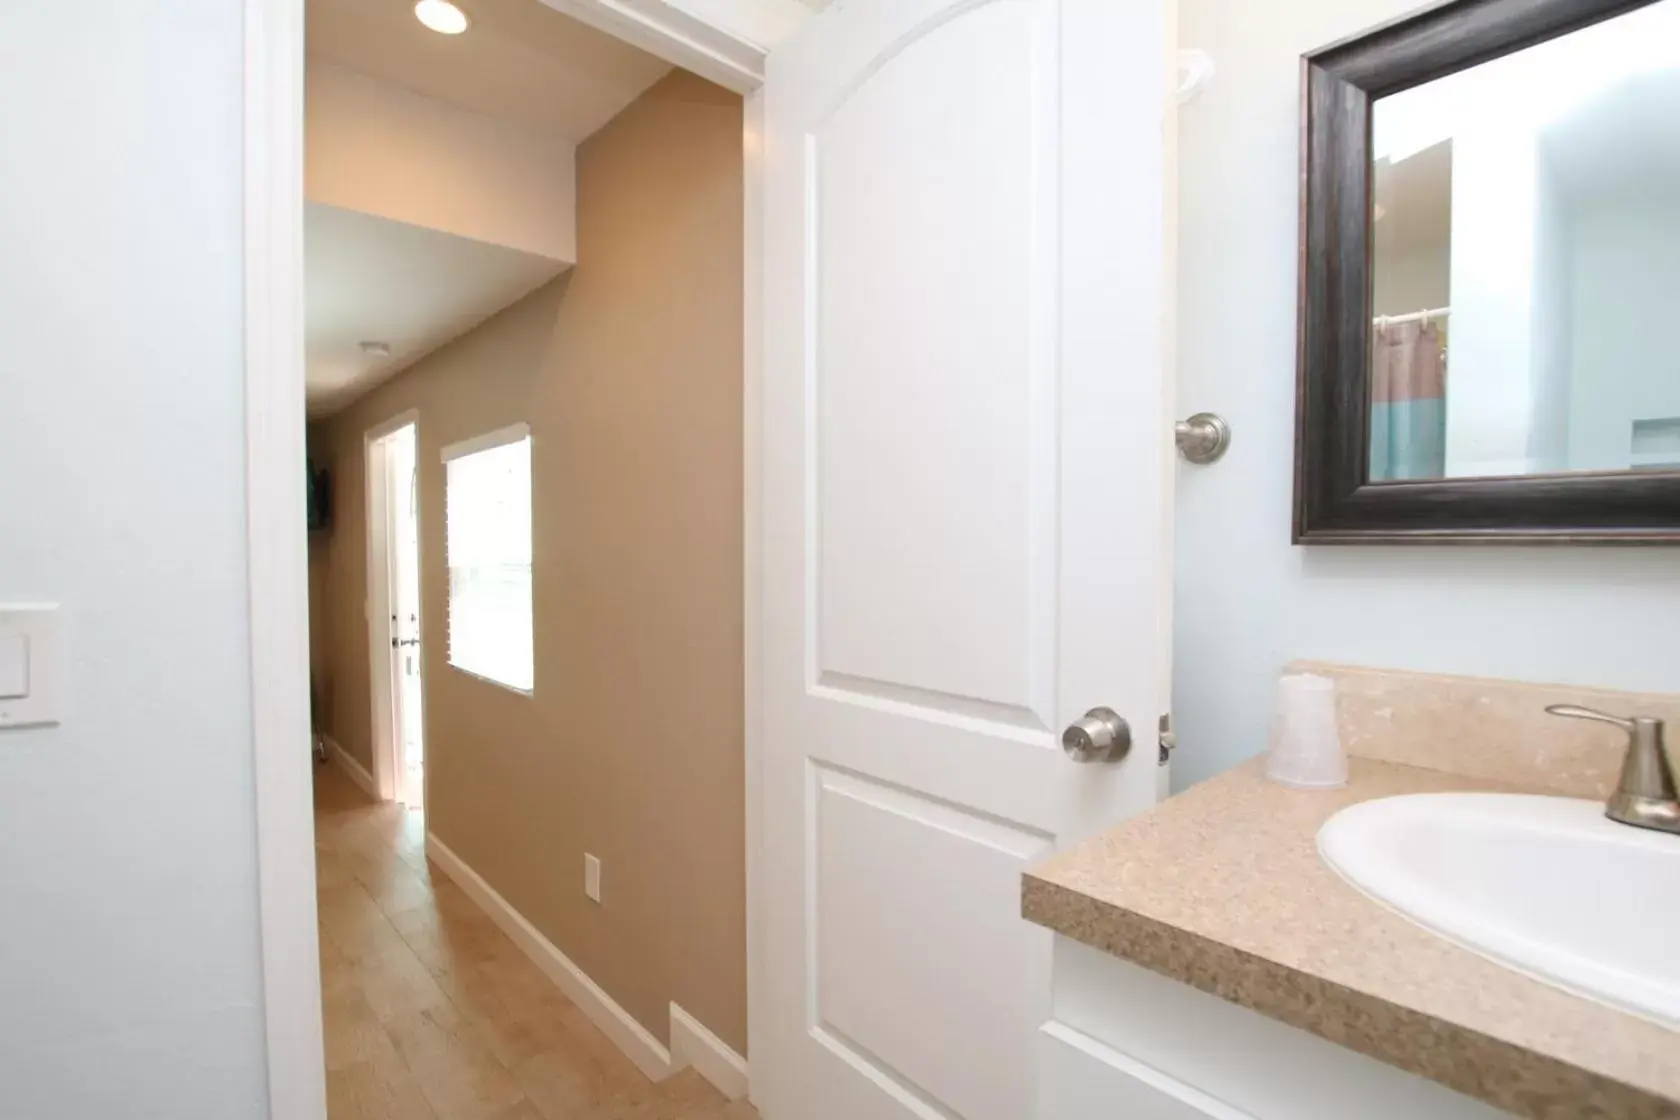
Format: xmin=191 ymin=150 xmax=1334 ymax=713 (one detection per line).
xmin=1063 ymin=707 xmax=1132 ymax=763
xmin=1174 ymin=412 xmax=1231 ymax=464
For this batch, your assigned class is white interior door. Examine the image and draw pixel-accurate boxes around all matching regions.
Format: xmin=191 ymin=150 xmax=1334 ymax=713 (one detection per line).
xmin=757 ymin=0 xmax=1176 ymax=1117
xmin=366 ymin=430 xmax=397 ymax=802
xmin=365 ymin=415 xmax=421 ymax=805
xmin=386 ymin=425 xmax=424 ymax=808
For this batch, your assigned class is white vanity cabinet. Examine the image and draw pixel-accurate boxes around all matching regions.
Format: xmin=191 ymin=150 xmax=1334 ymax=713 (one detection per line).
xmin=1037 ymin=938 xmax=1509 ymax=1120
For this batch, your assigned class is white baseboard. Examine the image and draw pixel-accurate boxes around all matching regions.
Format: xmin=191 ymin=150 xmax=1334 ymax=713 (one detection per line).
xmin=670 ymin=1002 xmax=749 ymax=1100
xmin=326 ymin=735 xmax=378 ymax=799
xmin=425 ymin=833 xmax=749 ymax=1097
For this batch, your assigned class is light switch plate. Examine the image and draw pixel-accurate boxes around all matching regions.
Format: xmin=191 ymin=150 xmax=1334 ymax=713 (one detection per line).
xmin=0 ymin=633 xmax=27 ymax=700
xmin=0 ymin=604 xmax=62 ymax=729
xmin=584 ymin=853 xmax=602 ymax=904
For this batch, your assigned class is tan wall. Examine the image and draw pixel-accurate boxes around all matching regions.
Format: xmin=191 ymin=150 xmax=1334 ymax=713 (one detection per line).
xmin=306 ymin=71 xmax=746 ymax=1052
xmin=307 ymin=532 xmax=332 ymax=724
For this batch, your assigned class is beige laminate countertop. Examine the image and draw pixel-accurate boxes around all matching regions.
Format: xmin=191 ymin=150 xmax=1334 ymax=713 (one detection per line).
xmin=1022 ymin=757 xmax=1680 ymax=1120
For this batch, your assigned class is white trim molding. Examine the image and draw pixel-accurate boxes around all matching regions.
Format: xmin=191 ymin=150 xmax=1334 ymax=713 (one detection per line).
xmin=245 ymin=0 xmax=327 ymax=1117
xmin=325 ymin=736 xmax=378 ymax=799
xmin=741 ymin=86 xmax=768 ymax=1111
xmin=533 ymin=0 xmax=814 ymax=93
xmin=365 ymin=407 xmax=420 ymax=444
xmin=425 ymin=833 xmax=669 ymax=1078
xmin=426 ymin=834 xmax=748 ymax=1097
xmin=672 ymin=1003 xmax=750 ymax=1100
xmin=440 ymin=421 xmax=531 ymax=463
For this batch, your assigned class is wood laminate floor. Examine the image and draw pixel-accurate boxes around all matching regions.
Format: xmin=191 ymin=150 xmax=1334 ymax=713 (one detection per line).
xmin=314 ymin=760 xmax=756 ymax=1120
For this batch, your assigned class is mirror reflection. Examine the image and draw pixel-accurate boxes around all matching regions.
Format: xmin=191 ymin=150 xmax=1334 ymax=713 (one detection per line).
xmin=1369 ymin=0 xmax=1680 ymax=481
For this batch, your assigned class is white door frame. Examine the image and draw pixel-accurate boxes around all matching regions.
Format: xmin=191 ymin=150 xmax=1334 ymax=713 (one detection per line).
xmin=363 ymin=411 xmax=422 ymax=803
xmin=533 ymin=0 xmax=809 ymax=93
xmin=243 ymin=1 xmax=324 ymax=1117
xmin=244 ymin=0 xmax=786 ymax=1115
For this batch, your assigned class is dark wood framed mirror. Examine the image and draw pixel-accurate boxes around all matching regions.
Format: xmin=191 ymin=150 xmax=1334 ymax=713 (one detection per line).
xmin=1295 ymin=0 xmax=1680 ymax=543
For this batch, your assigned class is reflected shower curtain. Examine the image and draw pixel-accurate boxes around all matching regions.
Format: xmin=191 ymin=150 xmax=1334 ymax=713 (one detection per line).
xmin=1370 ymin=320 xmax=1447 ymax=480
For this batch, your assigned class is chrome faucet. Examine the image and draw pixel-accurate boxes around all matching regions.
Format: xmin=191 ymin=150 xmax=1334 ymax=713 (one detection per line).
xmin=1545 ymin=705 xmax=1679 ymax=834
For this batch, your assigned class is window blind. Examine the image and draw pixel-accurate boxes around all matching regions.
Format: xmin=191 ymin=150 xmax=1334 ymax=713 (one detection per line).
xmin=442 ymin=426 xmax=533 ymax=692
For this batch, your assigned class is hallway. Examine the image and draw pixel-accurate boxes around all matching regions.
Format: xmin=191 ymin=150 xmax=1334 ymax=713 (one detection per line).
xmin=314 ymin=762 xmax=755 ymax=1120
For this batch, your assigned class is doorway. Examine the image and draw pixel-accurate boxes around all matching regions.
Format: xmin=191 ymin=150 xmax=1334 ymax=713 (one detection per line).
xmin=365 ymin=414 xmax=426 ymax=810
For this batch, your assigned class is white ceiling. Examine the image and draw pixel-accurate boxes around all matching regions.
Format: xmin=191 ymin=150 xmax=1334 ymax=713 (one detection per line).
xmin=305 ymin=202 xmax=566 ymax=416
xmin=307 ymin=0 xmax=672 ymax=141
xmin=1541 ymin=68 xmax=1680 ymax=205
xmin=307 ymin=0 xmax=663 ymax=415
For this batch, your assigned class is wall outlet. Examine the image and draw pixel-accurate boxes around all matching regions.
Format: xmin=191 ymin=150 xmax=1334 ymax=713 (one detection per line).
xmin=584 ymin=853 xmax=602 ymax=904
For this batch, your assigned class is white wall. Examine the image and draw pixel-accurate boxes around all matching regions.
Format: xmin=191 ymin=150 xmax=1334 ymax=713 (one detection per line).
xmin=1172 ymin=0 xmax=1680 ymax=791
xmin=1527 ymin=155 xmax=1574 ymax=472
xmin=307 ymin=61 xmax=579 ymax=263
xmin=1444 ymin=126 xmax=1542 ymax=476
xmin=0 ymin=4 xmax=269 ymax=1116
xmin=1566 ymin=200 xmax=1680 ymax=470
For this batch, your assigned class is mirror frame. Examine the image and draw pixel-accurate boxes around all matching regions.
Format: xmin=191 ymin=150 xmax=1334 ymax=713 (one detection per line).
xmin=1295 ymin=0 xmax=1680 ymax=544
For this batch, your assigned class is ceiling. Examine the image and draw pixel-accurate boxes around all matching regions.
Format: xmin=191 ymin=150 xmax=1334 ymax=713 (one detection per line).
xmin=305 ymin=202 xmax=566 ymax=416
xmin=307 ymin=0 xmax=668 ymax=414
xmin=1372 ymin=59 xmax=1680 ymax=258
xmin=1541 ymin=68 xmax=1680 ymax=206
xmin=307 ymin=0 xmax=672 ymax=141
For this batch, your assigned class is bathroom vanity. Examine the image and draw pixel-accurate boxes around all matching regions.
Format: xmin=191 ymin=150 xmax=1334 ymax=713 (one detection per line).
xmin=1023 ymin=664 xmax=1680 ymax=1120
xmin=1021 ymin=0 xmax=1680 ymax=1106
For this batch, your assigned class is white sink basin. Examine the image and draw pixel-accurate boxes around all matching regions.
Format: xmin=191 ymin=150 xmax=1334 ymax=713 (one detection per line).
xmin=1318 ymin=792 xmax=1680 ymax=1029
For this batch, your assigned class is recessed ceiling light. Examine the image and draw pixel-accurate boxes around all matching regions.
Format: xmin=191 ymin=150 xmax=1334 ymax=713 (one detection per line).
xmin=358 ymin=340 xmax=392 ymax=357
xmin=414 ymin=0 xmax=469 ymax=35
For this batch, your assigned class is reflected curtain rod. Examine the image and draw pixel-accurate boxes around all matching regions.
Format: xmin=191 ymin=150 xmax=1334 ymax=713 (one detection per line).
xmin=1374 ymin=306 xmax=1450 ymax=326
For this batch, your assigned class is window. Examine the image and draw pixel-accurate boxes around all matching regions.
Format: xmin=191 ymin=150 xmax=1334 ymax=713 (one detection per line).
xmin=442 ymin=424 xmax=533 ymax=692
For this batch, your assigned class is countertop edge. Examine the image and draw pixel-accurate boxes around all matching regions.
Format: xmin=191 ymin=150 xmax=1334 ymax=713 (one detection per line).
xmin=1020 ymin=871 xmax=1671 ymax=1120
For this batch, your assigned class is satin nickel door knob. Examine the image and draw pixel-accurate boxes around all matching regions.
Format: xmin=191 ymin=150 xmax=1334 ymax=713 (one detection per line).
xmin=1174 ymin=412 xmax=1231 ymax=464
xmin=1063 ymin=707 xmax=1132 ymax=763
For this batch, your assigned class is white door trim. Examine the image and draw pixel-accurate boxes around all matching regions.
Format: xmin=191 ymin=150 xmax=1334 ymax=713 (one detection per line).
xmin=440 ymin=420 xmax=531 ymax=463
xmin=535 ymin=0 xmax=809 ymax=93
xmin=742 ymin=85 xmax=768 ymax=1107
xmin=365 ymin=408 xmax=420 ymax=443
xmin=247 ymin=0 xmax=782 ymax=1115
xmin=244 ymin=0 xmax=327 ymax=1117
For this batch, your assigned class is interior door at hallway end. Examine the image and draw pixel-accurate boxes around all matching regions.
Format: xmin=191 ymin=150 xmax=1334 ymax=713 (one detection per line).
xmin=365 ymin=416 xmax=423 ymax=806
xmin=386 ymin=424 xmax=424 ymax=808
xmin=757 ymin=0 xmax=1176 ymax=1118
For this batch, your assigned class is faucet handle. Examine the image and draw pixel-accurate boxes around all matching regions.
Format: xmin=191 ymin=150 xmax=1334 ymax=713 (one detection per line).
xmin=1543 ymin=704 xmax=1639 ymax=731
xmin=1545 ymin=704 xmax=1677 ymax=834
